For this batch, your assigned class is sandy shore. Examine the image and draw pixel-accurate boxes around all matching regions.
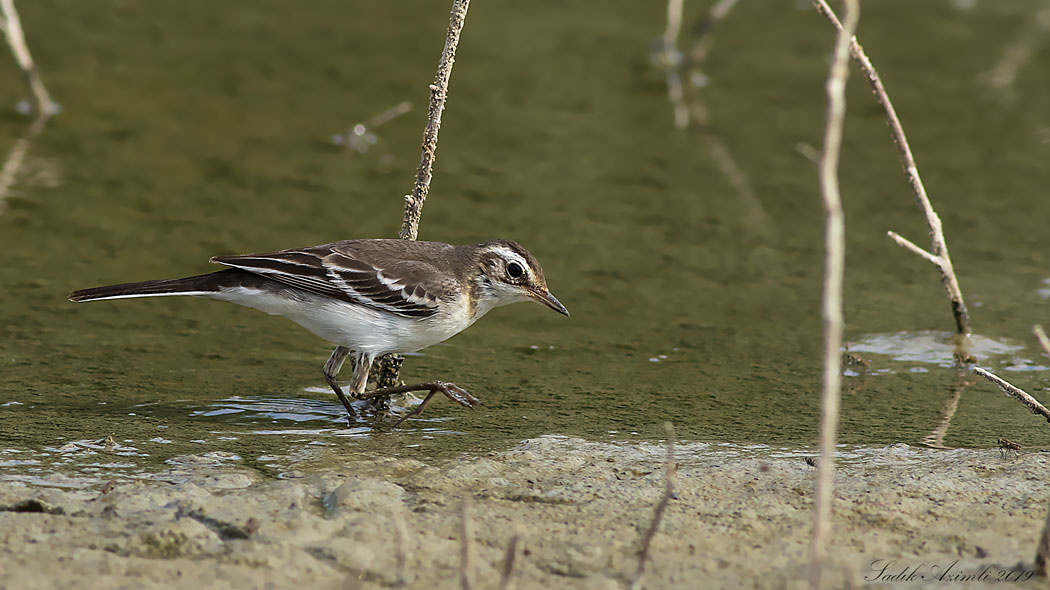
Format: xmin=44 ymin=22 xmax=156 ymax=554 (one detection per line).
xmin=1 ymin=436 xmax=1047 ymax=589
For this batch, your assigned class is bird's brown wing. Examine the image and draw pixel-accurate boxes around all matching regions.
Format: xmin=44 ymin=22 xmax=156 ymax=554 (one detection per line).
xmin=211 ymin=240 xmax=458 ymax=318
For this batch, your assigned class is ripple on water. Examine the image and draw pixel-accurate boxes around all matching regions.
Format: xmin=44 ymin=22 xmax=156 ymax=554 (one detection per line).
xmin=847 ymin=330 xmax=1041 ymax=369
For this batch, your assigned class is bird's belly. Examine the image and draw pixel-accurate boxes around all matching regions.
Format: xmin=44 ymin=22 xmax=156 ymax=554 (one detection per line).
xmin=207 ymin=286 xmax=473 ymax=354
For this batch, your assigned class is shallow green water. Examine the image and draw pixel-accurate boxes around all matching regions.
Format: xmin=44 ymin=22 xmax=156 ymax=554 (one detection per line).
xmin=2 ymin=0 xmax=1050 ymax=474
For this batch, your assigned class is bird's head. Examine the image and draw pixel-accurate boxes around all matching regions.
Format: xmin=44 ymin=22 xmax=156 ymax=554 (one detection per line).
xmin=472 ymin=240 xmax=569 ymax=317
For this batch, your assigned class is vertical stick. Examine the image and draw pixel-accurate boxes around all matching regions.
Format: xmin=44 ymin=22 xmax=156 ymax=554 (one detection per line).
xmin=400 ymin=0 xmax=471 ymax=241
xmin=810 ymin=1 xmax=858 ymax=589
xmin=1036 ymin=325 xmax=1050 ymax=577
xmin=0 ymin=0 xmax=57 ymax=115
xmin=376 ymin=0 xmax=471 ymax=388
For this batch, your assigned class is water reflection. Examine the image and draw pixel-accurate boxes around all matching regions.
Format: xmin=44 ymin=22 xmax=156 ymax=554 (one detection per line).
xmin=190 ymin=390 xmax=446 ymax=429
xmin=849 ymin=331 xmax=1026 ymax=368
xmin=0 ymin=113 xmax=58 ymax=216
xmin=191 ymin=395 xmax=349 ymax=423
xmin=922 ymin=371 xmax=975 ymax=449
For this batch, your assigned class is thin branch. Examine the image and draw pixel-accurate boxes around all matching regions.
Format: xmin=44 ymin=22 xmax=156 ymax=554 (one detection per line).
xmin=460 ymin=498 xmax=473 ymax=590
xmin=376 ymin=0 xmax=471 ymax=389
xmin=886 ymin=230 xmax=943 ymax=267
xmin=0 ymin=0 xmax=58 ymax=115
xmin=400 ymin=0 xmax=470 ymax=241
xmin=630 ymin=422 xmax=677 ymax=590
xmin=1035 ymin=326 xmax=1050 ymax=578
xmin=810 ymin=2 xmax=858 ymax=589
xmin=497 ymin=526 xmax=524 ymax=590
xmin=813 ymin=0 xmax=970 ymax=336
xmin=973 ymin=367 xmax=1050 ymax=423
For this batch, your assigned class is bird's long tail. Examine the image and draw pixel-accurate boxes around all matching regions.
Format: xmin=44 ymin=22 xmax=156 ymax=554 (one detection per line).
xmin=69 ymin=269 xmax=258 ymax=302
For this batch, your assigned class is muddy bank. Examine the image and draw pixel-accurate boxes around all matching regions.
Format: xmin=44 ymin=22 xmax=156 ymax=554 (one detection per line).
xmin=0 ymin=436 xmax=1047 ymax=589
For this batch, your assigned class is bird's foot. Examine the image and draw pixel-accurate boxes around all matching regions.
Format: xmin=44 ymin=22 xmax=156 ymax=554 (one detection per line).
xmin=355 ymin=380 xmax=483 ymax=427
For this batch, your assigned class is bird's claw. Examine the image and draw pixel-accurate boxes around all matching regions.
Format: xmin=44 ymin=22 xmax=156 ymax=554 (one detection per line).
xmin=432 ymin=380 xmax=483 ymax=409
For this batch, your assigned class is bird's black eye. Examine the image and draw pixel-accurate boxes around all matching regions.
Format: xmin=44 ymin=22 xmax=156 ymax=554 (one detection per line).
xmin=507 ymin=261 xmax=524 ymax=279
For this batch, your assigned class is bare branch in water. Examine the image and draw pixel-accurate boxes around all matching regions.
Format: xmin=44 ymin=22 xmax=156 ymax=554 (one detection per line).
xmin=377 ymin=0 xmax=471 ymax=389
xmin=813 ymin=0 xmax=971 ymax=336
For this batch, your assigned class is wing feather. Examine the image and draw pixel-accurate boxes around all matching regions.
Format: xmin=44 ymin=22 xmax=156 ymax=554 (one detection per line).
xmin=211 ymin=241 xmax=457 ymax=318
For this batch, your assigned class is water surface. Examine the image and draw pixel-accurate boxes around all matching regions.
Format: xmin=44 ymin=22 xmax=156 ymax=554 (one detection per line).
xmin=1 ymin=0 xmax=1049 ymax=475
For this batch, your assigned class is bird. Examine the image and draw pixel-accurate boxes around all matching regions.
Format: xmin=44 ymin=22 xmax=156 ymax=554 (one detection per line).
xmin=69 ymin=238 xmax=569 ymax=425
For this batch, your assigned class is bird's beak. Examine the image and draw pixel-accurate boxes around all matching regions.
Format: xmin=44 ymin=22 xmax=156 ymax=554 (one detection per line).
xmin=529 ymin=288 xmax=569 ymax=316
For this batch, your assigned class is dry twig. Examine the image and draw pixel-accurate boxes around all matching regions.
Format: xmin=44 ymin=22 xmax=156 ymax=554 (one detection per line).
xmin=399 ymin=0 xmax=469 ymax=242
xmin=630 ymin=422 xmax=678 ymax=590
xmin=0 ymin=0 xmax=57 ymax=115
xmin=375 ymin=0 xmax=471 ymax=387
xmin=972 ymin=367 xmax=1050 ymax=423
xmin=813 ymin=0 xmax=970 ymax=336
xmin=498 ymin=526 xmax=524 ymax=590
xmin=809 ymin=2 xmax=858 ymax=588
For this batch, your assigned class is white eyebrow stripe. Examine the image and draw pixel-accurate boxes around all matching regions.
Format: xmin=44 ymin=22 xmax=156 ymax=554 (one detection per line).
xmin=488 ymin=247 xmax=531 ymax=275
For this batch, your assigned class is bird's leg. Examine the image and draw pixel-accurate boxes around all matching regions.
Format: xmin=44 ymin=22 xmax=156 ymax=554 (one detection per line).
xmin=322 ymin=346 xmax=357 ymax=419
xmin=356 ymin=381 xmax=483 ymax=426
xmin=348 ymin=352 xmax=373 ymax=397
